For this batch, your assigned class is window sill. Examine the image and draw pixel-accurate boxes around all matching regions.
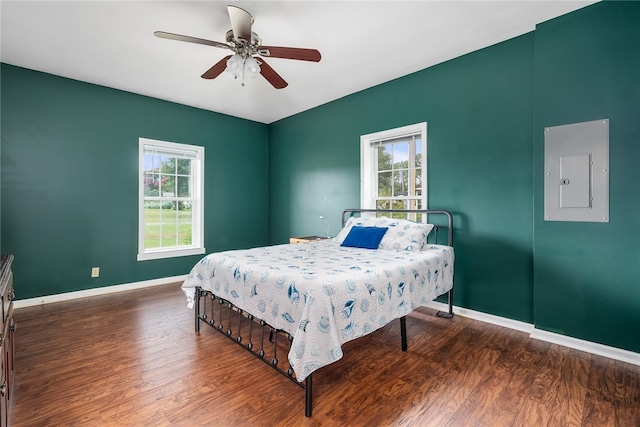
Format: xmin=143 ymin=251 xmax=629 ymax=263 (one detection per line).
xmin=137 ymin=246 xmax=205 ymax=261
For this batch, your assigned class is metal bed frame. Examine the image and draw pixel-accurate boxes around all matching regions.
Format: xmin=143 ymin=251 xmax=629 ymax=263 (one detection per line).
xmin=193 ymin=208 xmax=454 ymax=417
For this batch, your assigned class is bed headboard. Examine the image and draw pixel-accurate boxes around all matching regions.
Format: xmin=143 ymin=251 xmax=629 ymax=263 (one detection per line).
xmin=341 ymin=209 xmax=453 ymax=247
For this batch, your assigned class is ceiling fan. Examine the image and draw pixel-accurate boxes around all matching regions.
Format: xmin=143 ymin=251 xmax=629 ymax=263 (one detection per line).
xmin=155 ymin=5 xmax=321 ymax=89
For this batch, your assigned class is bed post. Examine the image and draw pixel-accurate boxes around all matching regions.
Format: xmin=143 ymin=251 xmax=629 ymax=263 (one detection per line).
xmin=436 ymin=209 xmax=455 ymax=319
xmin=436 ymin=289 xmax=454 ymax=319
xmin=400 ymin=316 xmax=407 ymax=351
xmin=305 ymin=374 xmax=313 ymax=417
xmin=195 ymin=286 xmax=201 ymax=332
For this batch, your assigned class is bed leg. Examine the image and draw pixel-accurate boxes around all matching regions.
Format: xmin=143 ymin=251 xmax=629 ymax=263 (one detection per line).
xmin=195 ymin=287 xmax=201 ymax=332
xmin=305 ymin=374 xmax=313 ymax=417
xmin=436 ymin=288 xmax=454 ymax=319
xmin=400 ymin=316 xmax=407 ymax=351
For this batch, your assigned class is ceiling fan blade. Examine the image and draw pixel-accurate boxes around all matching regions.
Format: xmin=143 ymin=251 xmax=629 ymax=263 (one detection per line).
xmin=258 ymin=58 xmax=288 ymax=89
xmin=201 ymin=55 xmax=232 ymax=79
xmin=259 ymin=46 xmax=321 ymax=62
xmin=154 ymin=31 xmax=230 ymax=50
xmin=227 ymin=5 xmax=253 ymax=42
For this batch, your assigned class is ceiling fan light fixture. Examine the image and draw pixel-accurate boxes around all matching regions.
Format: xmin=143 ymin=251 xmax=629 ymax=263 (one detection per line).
xmin=244 ymin=56 xmax=260 ymax=78
xmin=225 ymin=53 xmax=260 ymax=86
xmin=225 ymin=53 xmax=244 ymax=77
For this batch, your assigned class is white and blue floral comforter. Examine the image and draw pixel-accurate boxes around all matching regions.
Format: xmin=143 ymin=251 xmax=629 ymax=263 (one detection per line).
xmin=181 ymin=240 xmax=454 ymax=381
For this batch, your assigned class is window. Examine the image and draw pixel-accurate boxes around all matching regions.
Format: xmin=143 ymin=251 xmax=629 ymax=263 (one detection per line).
xmin=138 ymin=138 xmax=205 ymax=261
xmin=360 ymin=122 xmax=427 ymax=221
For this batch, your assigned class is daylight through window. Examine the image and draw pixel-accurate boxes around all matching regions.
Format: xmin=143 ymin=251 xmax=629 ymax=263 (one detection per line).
xmin=361 ymin=123 xmax=427 ymax=221
xmin=138 ymin=138 xmax=205 ymax=261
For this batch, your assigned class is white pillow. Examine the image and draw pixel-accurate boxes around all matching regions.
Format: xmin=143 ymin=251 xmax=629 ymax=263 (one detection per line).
xmin=334 ymin=216 xmax=361 ymax=242
xmin=335 ymin=216 xmax=433 ymax=251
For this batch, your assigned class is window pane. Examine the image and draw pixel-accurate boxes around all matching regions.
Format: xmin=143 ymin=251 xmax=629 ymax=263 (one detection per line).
xmin=160 ymin=224 xmax=178 ymax=248
xmin=178 ymin=202 xmax=193 ymax=237
xmin=161 ymin=156 xmax=176 ymax=174
xmin=378 ymin=171 xmax=392 ymax=197
xmin=377 ymin=146 xmax=392 ymax=172
xmin=390 ymin=199 xmax=407 ymax=218
xmin=177 ymin=176 xmax=190 ymax=197
xmin=393 ymin=170 xmax=408 ymax=196
xmin=177 ymin=202 xmax=193 ymax=246
xmin=392 ymin=142 xmax=409 ymax=170
xmin=177 ymin=202 xmax=192 ymax=222
xmin=144 ymin=201 xmax=161 ymax=221
xmin=144 ymin=225 xmax=161 ymax=249
xmin=376 ymin=200 xmax=391 ymax=210
xmin=158 ymin=175 xmax=172 ymax=197
xmin=413 ymin=167 xmax=422 ymax=189
xmin=162 ymin=206 xmax=177 ymax=224
xmin=177 ymin=158 xmax=191 ymax=175
xmin=144 ymin=172 xmax=158 ymax=197
xmin=144 ymin=154 xmax=161 ymax=171
xmin=178 ymin=223 xmax=192 ymax=246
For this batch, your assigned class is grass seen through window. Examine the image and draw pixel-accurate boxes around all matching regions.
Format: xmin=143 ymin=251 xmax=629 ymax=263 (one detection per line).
xmin=143 ymin=206 xmax=192 ymax=249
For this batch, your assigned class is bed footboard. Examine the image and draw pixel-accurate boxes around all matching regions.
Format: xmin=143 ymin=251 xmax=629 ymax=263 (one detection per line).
xmin=195 ymin=287 xmax=313 ymax=417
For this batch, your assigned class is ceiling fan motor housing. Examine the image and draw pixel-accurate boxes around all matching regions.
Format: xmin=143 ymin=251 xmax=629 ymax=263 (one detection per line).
xmin=225 ymin=29 xmax=262 ymax=58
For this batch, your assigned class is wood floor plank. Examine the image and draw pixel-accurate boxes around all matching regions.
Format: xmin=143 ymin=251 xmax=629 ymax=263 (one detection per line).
xmin=443 ymin=328 xmax=526 ymax=426
xmin=471 ymin=335 xmax=552 ymax=426
xmin=581 ymin=356 xmax=617 ymax=427
xmin=416 ymin=324 xmax=508 ymax=425
xmin=614 ymin=360 xmax=640 ymax=427
xmin=555 ymin=348 xmax=590 ymax=427
xmin=511 ymin=344 xmax=568 ymax=426
xmin=9 ymin=283 xmax=640 ymax=426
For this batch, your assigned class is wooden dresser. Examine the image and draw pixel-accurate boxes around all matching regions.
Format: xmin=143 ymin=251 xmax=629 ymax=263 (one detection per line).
xmin=0 ymin=255 xmax=15 ymax=427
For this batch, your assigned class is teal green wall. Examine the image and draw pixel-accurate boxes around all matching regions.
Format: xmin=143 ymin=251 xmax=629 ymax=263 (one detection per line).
xmin=533 ymin=2 xmax=640 ymax=352
xmin=269 ymin=2 xmax=639 ymax=353
xmin=1 ymin=64 xmax=269 ymax=300
xmin=269 ymin=33 xmax=536 ymax=323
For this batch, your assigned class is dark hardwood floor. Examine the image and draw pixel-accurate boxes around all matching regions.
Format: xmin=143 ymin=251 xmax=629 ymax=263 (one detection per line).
xmin=10 ymin=283 xmax=640 ymax=426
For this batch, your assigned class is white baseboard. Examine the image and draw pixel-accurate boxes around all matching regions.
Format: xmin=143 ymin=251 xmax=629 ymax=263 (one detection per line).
xmin=13 ymin=274 xmax=188 ymax=309
xmin=529 ymin=329 xmax=640 ymax=366
xmin=424 ymin=300 xmax=639 ymax=367
xmin=424 ymin=301 xmax=535 ymax=334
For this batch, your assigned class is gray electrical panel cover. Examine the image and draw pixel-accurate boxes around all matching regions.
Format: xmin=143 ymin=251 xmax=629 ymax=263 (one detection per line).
xmin=544 ymin=119 xmax=609 ymax=222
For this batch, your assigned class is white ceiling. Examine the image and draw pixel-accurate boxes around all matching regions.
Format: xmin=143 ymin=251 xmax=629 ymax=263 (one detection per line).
xmin=1 ymin=1 xmax=596 ymax=124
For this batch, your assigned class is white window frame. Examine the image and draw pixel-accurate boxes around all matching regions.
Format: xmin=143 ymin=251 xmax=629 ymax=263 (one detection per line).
xmin=360 ymin=122 xmax=428 ymax=217
xmin=137 ymin=137 xmax=205 ymax=261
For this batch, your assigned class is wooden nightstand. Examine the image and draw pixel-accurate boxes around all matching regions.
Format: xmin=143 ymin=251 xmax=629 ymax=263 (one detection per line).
xmin=289 ymin=236 xmax=331 ymax=244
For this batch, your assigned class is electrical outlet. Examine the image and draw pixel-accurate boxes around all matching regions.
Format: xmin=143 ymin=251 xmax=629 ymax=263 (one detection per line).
xmin=91 ymin=267 xmax=100 ymax=278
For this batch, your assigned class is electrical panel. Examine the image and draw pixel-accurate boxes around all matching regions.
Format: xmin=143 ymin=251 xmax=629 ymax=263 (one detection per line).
xmin=544 ymin=119 xmax=609 ymax=222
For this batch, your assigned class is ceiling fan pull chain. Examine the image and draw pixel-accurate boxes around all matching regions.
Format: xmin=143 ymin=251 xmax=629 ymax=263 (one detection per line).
xmin=241 ymin=57 xmax=246 ymax=86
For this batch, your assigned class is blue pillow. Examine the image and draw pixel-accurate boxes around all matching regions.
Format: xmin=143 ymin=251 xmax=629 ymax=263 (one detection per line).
xmin=340 ymin=226 xmax=388 ymax=249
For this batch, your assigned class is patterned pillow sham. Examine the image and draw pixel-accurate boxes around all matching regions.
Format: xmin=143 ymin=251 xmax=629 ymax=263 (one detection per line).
xmin=335 ymin=216 xmax=434 ymax=251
